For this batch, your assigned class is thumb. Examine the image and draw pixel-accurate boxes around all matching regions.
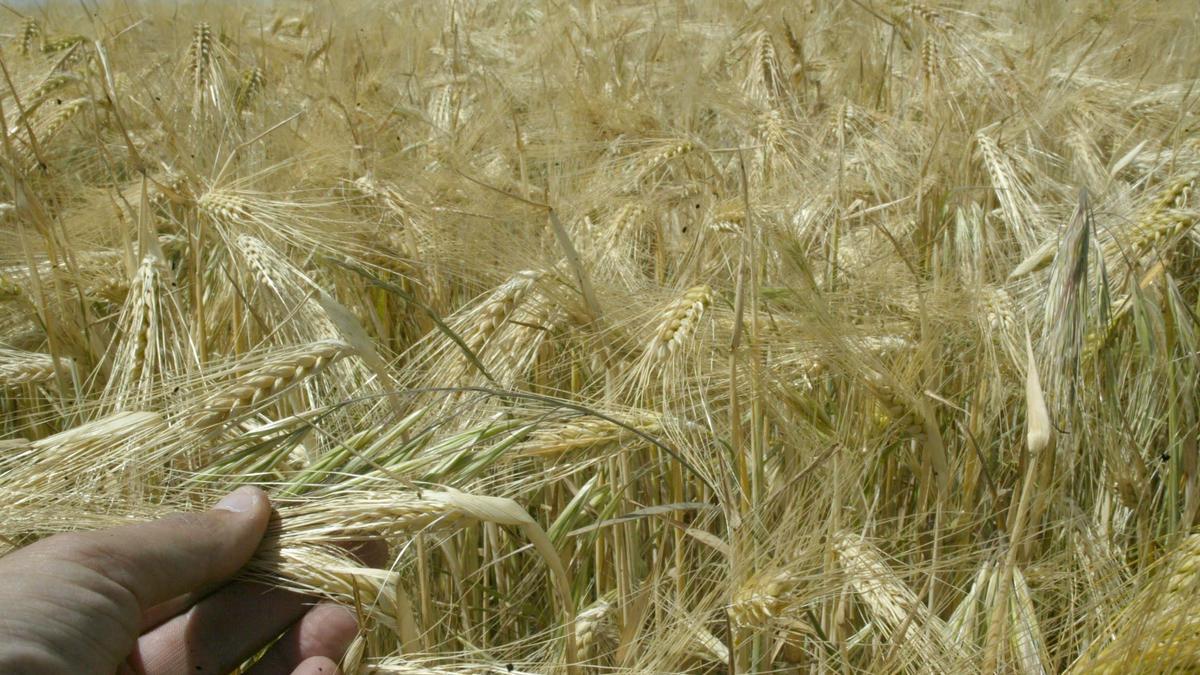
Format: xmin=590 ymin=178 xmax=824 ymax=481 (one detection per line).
xmin=49 ymin=486 xmax=271 ymax=609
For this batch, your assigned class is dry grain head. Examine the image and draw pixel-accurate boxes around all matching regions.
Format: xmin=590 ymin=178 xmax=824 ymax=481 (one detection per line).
xmin=575 ymin=596 xmax=618 ymax=661
xmin=235 ymin=66 xmax=265 ymax=112
xmin=190 ymin=340 xmax=353 ymax=429
xmin=646 ymin=285 xmax=712 ymax=362
xmin=468 ymin=271 xmax=543 ymax=349
xmin=730 ymin=567 xmax=802 ymax=627
xmin=0 ymin=348 xmax=74 ymax=387
xmin=834 ymin=532 xmax=965 ymax=672
xmin=1025 ymin=332 xmax=1052 ymax=454
xmin=19 ymin=18 xmax=42 ymax=56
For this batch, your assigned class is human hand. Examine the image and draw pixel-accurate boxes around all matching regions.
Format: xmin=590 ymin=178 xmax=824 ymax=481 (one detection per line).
xmin=0 ymin=487 xmax=358 ymax=674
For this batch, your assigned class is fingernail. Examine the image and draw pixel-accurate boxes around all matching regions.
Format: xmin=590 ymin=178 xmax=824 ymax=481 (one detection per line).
xmin=214 ymin=486 xmax=259 ymax=513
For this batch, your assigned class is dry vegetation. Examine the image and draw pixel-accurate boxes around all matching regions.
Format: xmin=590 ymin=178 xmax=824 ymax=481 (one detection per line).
xmin=1 ymin=0 xmax=1199 ymax=672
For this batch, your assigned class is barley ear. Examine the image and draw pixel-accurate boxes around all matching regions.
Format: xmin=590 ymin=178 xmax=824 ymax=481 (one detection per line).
xmin=1025 ymin=331 xmax=1051 ymax=455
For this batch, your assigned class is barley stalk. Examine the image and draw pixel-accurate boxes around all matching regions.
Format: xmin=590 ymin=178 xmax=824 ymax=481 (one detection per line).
xmin=729 ymin=568 xmax=802 ymax=628
xmin=0 ymin=349 xmax=73 ymax=386
xmin=1025 ymin=333 xmax=1052 ymax=455
xmin=19 ymin=18 xmax=41 ymax=56
xmin=235 ymin=66 xmax=265 ymax=112
xmin=189 ymin=340 xmax=353 ymax=429
xmin=41 ymin=35 xmax=85 ymax=54
xmin=188 ymin=22 xmax=214 ymax=93
xmin=253 ymin=487 xmax=579 ymax=671
xmin=519 ymin=412 xmax=661 ymax=457
xmin=197 ymin=188 xmax=254 ymax=224
xmin=0 ymin=275 xmax=22 ymax=301
xmin=835 ymin=532 xmax=965 ymax=673
xmin=574 ymin=595 xmax=618 ymax=661
xmin=1103 ymin=173 xmax=1198 ymax=264
xmin=645 ymin=285 xmax=712 ymax=362
xmin=1076 ymin=535 xmax=1200 ymax=674
xmin=921 ymin=37 xmax=940 ymax=84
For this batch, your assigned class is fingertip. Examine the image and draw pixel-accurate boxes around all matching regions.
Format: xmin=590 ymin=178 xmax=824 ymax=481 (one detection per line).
xmin=243 ymin=601 xmax=359 ymax=675
xmin=304 ymin=603 xmax=359 ymax=652
xmin=290 ymin=656 xmax=341 ymax=675
xmin=209 ymin=486 xmax=272 ymax=544
xmin=213 ymin=485 xmax=270 ymax=515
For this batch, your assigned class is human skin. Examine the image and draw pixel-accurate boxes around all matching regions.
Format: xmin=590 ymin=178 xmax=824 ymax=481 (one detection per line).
xmin=0 ymin=486 xmax=357 ymax=674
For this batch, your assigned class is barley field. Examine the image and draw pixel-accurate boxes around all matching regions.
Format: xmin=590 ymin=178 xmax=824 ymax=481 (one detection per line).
xmin=1 ymin=1 xmax=1199 ymax=672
